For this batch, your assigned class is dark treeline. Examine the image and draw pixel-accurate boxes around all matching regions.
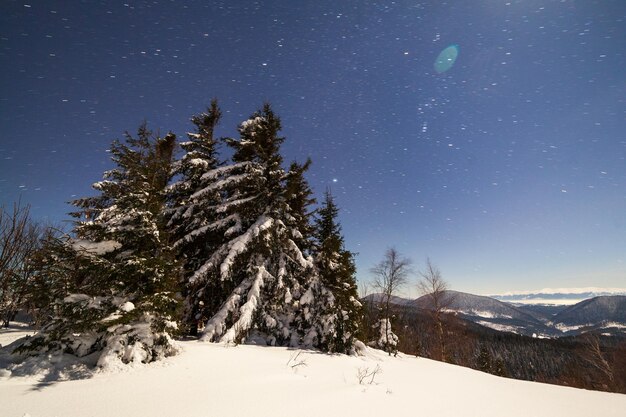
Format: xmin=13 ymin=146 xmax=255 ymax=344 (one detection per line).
xmin=361 ymin=300 xmax=626 ymax=394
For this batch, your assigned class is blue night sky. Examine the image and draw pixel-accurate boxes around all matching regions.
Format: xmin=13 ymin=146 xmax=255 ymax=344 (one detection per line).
xmin=1 ymin=1 xmax=624 ymax=294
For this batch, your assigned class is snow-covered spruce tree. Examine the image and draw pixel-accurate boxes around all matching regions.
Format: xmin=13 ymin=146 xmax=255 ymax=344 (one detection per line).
xmin=373 ymin=318 xmax=399 ymax=356
xmin=282 ymin=160 xmax=337 ymax=348
xmin=166 ymin=100 xmax=228 ymax=335
xmin=197 ymin=104 xmax=319 ymax=346
xmin=16 ymin=125 xmax=180 ymax=369
xmin=312 ymin=189 xmax=362 ymax=353
xmin=284 ymin=159 xmax=316 ymax=254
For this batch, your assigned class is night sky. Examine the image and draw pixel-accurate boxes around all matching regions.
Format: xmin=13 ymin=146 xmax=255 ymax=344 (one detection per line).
xmin=1 ymin=1 xmax=625 ymax=295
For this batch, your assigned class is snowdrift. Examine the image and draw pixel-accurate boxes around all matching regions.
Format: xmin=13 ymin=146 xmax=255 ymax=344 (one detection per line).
xmin=1 ymin=329 xmax=624 ymax=417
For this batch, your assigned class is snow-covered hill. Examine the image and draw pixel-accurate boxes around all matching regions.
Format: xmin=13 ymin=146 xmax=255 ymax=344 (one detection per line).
xmin=415 ymin=290 xmax=553 ymax=336
xmin=1 ymin=329 xmax=625 ymax=417
xmin=366 ymin=291 xmax=626 ymax=337
xmin=550 ymin=296 xmax=626 ymax=335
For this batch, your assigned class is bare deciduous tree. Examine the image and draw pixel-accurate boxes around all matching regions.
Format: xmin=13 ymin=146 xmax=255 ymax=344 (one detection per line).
xmin=371 ymin=247 xmax=411 ymax=355
xmin=580 ymin=333 xmax=614 ymax=388
xmin=358 ymin=280 xmax=370 ymax=300
xmin=418 ymin=258 xmax=455 ymax=362
xmin=0 ymin=201 xmax=41 ymax=327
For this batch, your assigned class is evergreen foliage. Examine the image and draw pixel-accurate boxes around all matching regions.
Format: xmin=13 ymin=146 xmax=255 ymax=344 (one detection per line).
xmin=166 ymin=100 xmax=226 ymax=335
xmin=16 ymin=125 xmax=181 ymax=369
xmin=493 ymin=357 xmax=508 ymax=377
xmin=195 ymin=104 xmax=319 ymax=347
xmin=284 ymin=159 xmax=315 ymax=253
xmin=477 ymin=344 xmax=493 ymax=373
xmin=8 ymin=101 xmax=364 ymax=372
xmin=16 ymin=227 xmax=63 ymax=326
xmin=313 ymin=190 xmax=362 ymax=353
xmin=373 ymin=318 xmax=399 ymax=356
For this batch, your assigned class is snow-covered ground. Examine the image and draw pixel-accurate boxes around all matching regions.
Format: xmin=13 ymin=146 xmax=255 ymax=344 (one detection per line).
xmin=0 ymin=323 xmax=35 ymax=347
xmin=476 ymin=320 xmax=521 ymax=334
xmin=1 ymin=328 xmax=625 ymax=417
xmin=454 ymin=309 xmax=513 ymax=319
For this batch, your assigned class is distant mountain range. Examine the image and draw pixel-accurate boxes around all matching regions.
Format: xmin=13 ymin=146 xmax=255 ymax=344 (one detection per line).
xmin=363 ymin=291 xmax=626 ymax=338
xmin=488 ymin=288 xmax=626 ymax=305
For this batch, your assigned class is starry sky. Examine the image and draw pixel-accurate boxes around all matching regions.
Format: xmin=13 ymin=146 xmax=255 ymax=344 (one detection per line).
xmin=1 ymin=0 xmax=625 ymax=295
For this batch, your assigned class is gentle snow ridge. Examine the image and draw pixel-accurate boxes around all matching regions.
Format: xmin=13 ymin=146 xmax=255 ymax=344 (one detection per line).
xmin=1 ymin=329 xmax=625 ymax=417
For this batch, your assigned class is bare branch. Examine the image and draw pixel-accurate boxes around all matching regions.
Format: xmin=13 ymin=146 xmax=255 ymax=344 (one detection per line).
xmin=357 ymin=364 xmax=382 ymax=384
xmin=0 ymin=201 xmax=42 ymax=326
xmin=580 ymin=333 xmax=613 ymax=383
xmin=358 ymin=281 xmax=370 ymax=299
xmin=286 ymin=351 xmax=308 ymax=370
xmin=370 ymin=247 xmax=411 ymax=298
xmin=370 ymin=247 xmax=411 ymax=355
xmin=417 ymin=258 xmax=455 ymax=312
xmin=417 ymin=258 xmax=454 ymax=362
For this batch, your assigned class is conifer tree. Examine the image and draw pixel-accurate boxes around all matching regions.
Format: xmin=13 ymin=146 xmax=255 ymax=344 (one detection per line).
xmin=373 ymin=317 xmax=399 ymax=356
xmin=197 ymin=104 xmax=318 ymax=346
xmin=284 ymin=159 xmax=316 ymax=254
xmin=166 ymin=100 xmax=227 ymax=335
xmin=477 ymin=344 xmax=493 ymax=373
xmin=282 ymin=161 xmax=337 ymax=349
xmin=493 ymin=356 xmax=509 ymax=377
xmin=20 ymin=226 xmax=74 ymax=327
xmin=17 ymin=125 xmax=180 ymax=369
xmin=313 ymin=189 xmax=362 ymax=353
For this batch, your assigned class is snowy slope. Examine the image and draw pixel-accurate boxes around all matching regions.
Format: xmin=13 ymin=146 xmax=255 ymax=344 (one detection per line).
xmin=550 ymin=296 xmax=626 ymax=335
xmin=0 ymin=323 xmax=35 ymax=347
xmin=554 ymin=296 xmax=626 ymax=324
xmin=1 ymin=330 xmax=625 ymax=417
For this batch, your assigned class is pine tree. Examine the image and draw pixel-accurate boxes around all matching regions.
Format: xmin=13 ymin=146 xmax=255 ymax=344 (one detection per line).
xmin=284 ymin=159 xmax=316 ymax=254
xmin=493 ymin=356 xmax=509 ymax=377
xmin=477 ymin=344 xmax=493 ymax=373
xmin=282 ymin=161 xmax=347 ymax=350
xmin=166 ymin=100 xmax=227 ymax=335
xmin=373 ymin=318 xmax=399 ymax=356
xmin=16 ymin=125 xmax=180 ymax=369
xmin=313 ymin=189 xmax=362 ymax=353
xmin=197 ymin=104 xmax=318 ymax=346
